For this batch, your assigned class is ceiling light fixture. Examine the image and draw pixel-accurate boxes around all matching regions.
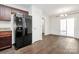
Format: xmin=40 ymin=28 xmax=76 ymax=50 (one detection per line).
xmin=60 ymin=14 xmax=67 ymax=17
xmin=64 ymin=14 xmax=67 ymax=16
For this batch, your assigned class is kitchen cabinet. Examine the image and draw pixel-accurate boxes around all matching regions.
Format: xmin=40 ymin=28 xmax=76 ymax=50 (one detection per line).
xmin=0 ymin=31 xmax=12 ymax=50
xmin=0 ymin=4 xmax=28 ymax=21
xmin=0 ymin=5 xmax=11 ymax=21
xmin=11 ymin=8 xmax=28 ymax=16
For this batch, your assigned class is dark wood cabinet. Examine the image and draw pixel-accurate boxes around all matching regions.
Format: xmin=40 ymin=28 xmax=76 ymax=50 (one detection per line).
xmin=11 ymin=8 xmax=22 ymax=14
xmin=0 ymin=4 xmax=28 ymax=21
xmin=0 ymin=31 xmax=12 ymax=50
xmin=11 ymin=8 xmax=28 ymax=16
xmin=0 ymin=5 xmax=11 ymax=21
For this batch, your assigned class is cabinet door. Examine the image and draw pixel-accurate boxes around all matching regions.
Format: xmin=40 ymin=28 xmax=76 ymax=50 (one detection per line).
xmin=11 ymin=8 xmax=28 ymax=16
xmin=0 ymin=5 xmax=11 ymax=21
xmin=0 ymin=36 xmax=12 ymax=50
xmin=11 ymin=8 xmax=21 ymax=14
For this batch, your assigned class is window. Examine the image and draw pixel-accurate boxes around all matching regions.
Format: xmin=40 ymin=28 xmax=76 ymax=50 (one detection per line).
xmin=60 ymin=18 xmax=74 ymax=37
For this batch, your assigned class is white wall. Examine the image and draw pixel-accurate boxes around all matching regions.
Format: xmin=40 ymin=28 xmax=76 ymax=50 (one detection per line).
xmin=50 ymin=13 xmax=79 ymax=38
xmin=44 ymin=15 xmax=51 ymax=35
xmin=32 ymin=5 xmax=43 ymax=43
xmin=49 ymin=16 xmax=60 ymax=35
xmin=42 ymin=18 xmax=45 ymax=33
xmin=31 ymin=5 xmax=51 ymax=40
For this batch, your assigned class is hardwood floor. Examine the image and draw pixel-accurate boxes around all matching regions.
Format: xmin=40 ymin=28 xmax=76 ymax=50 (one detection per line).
xmin=0 ymin=35 xmax=79 ymax=54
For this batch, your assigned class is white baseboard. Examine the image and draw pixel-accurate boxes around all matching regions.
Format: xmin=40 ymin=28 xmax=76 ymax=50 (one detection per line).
xmin=46 ymin=34 xmax=79 ymax=39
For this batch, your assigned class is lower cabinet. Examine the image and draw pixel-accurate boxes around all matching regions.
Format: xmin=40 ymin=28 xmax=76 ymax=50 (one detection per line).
xmin=0 ymin=32 xmax=12 ymax=50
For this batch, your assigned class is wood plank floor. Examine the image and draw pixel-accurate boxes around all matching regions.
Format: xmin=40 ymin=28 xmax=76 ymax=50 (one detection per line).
xmin=0 ymin=35 xmax=79 ymax=54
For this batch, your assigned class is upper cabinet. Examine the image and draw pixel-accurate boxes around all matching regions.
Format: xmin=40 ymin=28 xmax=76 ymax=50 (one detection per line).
xmin=0 ymin=4 xmax=28 ymax=21
xmin=0 ymin=5 xmax=11 ymax=21
xmin=11 ymin=8 xmax=28 ymax=17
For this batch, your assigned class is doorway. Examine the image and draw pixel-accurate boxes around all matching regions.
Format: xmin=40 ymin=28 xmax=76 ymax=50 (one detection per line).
xmin=42 ymin=17 xmax=45 ymax=35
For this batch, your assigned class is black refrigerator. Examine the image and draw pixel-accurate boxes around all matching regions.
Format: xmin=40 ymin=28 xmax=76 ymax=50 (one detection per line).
xmin=14 ymin=14 xmax=32 ymax=49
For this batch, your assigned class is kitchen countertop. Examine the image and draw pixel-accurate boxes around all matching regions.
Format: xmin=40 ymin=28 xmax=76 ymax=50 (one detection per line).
xmin=0 ymin=31 xmax=12 ymax=37
xmin=0 ymin=28 xmax=12 ymax=31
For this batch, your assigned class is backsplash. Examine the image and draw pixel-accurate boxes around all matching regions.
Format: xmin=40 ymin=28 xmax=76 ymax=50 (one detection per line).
xmin=0 ymin=21 xmax=11 ymax=28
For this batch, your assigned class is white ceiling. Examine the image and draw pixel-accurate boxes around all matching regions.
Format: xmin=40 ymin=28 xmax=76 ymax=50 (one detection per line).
xmin=35 ymin=4 xmax=79 ymax=16
xmin=4 ymin=4 xmax=79 ymax=16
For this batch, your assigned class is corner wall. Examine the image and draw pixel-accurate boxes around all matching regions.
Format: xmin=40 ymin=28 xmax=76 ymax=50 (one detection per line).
xmin=32 ymin=6 xmax=43 ymax=43
xmin=44 ymin=15 xmax=51 ymax=35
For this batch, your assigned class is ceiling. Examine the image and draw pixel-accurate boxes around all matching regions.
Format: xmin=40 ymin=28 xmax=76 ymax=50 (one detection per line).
xmin=4 ymin=4 xmax=79 ymax=16
xmin=35 ymin=4 xmax=79 ymax=16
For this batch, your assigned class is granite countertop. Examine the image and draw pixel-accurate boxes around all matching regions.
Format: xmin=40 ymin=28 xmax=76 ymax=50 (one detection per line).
xmin=0 ymin=28 xmax=12 ymax=31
